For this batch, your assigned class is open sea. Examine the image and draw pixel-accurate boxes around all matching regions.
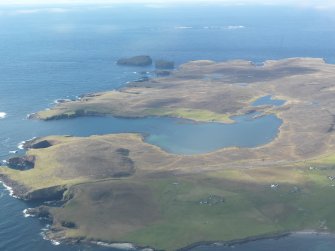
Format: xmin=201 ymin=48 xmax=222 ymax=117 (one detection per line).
xmin=1 ymin=3 xmax=335 ymax=250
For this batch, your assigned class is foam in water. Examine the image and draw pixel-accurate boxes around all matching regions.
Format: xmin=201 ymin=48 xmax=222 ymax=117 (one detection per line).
xmin=0 ymin=181 xmax=18 ymax=198
xmin=226 ymin=25 xmax=245 ymax=30
xmin=17 ymin=141 xmax=25 ymax=150
xmin=17 ymin=137 xmax=36 ymax=149
xmin=53 ymin=99 xmax=71 ymax=104
xmin=23 ymin=209 xmax=34 ymax=218
xmin=40 ymin=227 xmax=61 ymax=246
xmin=51 ymin=240 xmax=61 ymax=246
xmin=202 ymin=25 xmax=245 ymax=30
xmin=175 ymin=26 xmax=193 ymax=29
xmin=95 ymin=242 xmax=136 ymax=250
xmin=0 ymin=112 xmax=7 ymax=119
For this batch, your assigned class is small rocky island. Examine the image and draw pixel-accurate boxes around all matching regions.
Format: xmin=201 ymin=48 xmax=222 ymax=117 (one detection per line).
xmin=3 ymin=58 xmax=335 ymax=250
xmin=117 ymin=55 xmax=153 ymax=66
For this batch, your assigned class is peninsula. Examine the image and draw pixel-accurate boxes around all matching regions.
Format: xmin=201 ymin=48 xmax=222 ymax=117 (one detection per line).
xmin=3 ymin=58 xmax=335 ymax=250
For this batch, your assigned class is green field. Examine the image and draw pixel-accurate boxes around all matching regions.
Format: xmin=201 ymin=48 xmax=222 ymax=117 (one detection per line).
xmin=42 ymin=165 xmax=335 ymax=250
xmin=143 ymin=108 xmax=234 ymax=123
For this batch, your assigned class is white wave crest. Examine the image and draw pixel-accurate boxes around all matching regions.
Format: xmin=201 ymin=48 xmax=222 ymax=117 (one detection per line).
xmin=51 ymin=240 xmax=61 ymax=246
xmin=23 ymin=208 xmax=34 ymax=218
xmin=53 ymin=98 xmax=71 ymax=104
xmin=0 ymin=181 xmax=18 ymax=198
xmin=96 ymin=242 xmax=136 ymax=250
xmin=175 ymin=26 xmax=193 ymax=29
xmin=0 ymin=112 xmax=7 ymax=119
xmin=17 ymin=141 xmax=25 ymax=150
xmin=202 ymin=25 xmax=245 ymax=30
xmin=225 ymin=25 xmax=245 ymax=30
xmin=40 ymin=228 xmax=61 ymax=246
xmin=17 ymin=137 xmax=36 ymax=149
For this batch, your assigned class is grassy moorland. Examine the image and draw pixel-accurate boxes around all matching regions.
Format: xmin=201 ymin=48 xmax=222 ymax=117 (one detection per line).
xmin=2 ymin=135 xmax=335 ymax=250
xmin=143 ymin=108 xmax=234 ymax=123
xmin=32 ymin=58 xmax=331 ymax=125
xmin=3 ymin=58 xmax=335 ymax=250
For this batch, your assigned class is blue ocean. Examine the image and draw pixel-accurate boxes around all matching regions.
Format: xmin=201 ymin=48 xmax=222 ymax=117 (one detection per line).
xmin=1 ymin=4 xmax=335 ymax=250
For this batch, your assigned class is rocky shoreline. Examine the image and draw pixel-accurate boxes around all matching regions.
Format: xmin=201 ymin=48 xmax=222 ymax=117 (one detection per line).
xmin=0 ymin=174 xmax=289 ymax=251
xmin=0 ymin=173 xmax=67 ymax=201
xmin=0 ymin=173 xmax=30 ymax=198
xmin=178 ymin=232 xmax=291 ymax=250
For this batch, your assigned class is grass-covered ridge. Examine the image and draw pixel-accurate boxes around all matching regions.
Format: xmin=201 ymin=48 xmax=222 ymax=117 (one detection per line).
xmin=143 ymin=108 xmax=234 ymax=123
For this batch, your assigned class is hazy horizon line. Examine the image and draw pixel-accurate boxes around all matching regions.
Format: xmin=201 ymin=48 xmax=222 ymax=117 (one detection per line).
xmin=0 ymin=0 xmax=334 ymax=9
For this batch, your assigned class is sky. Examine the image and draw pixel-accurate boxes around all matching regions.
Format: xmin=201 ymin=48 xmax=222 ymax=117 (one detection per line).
xmin=0 ymin=0 xmax=334 ymax=9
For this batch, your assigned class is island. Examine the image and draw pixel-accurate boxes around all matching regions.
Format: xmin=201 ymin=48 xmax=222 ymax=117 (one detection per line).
xmin=117 ymin=55 xmax=153 ymax=67
xmin=2 ymin=58 xmax=335 ymax=250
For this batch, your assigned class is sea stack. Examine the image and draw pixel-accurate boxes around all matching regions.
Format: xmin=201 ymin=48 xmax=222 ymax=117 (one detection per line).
xmin=117 ymin=55 xmax=153 ymax=66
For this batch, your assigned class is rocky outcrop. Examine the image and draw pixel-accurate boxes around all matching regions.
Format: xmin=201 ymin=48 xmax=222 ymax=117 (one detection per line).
xmin=115 ymin=148 xmax=130 ymax=156
xmin=61 ymin=220 xmax=77 ymax=229
xmin=0 ymin=174 xmax=30 ymax=197
xmin=117 ymin=55 xmax=153 ymax=66
xmin=24 ymin=185 xmax=67 ymax=202
xmin=7 ymin=156 xmax=35 ymax=170
xmin=25 ymin=140 xmax=52 ymax=149
xmin=155 ymin=60 xmax=174 ymax=69
xmin=26 ymin=206 xmax=53 ymax=221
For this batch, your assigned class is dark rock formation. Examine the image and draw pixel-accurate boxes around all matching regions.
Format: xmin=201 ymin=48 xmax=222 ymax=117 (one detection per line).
xmin=54 ymin=99 xmax=71 ymax=104
xmin=155 ymin=60 xmax=174 ymax=69
xmin=0 ymin=174 xmax=30 ymax=198
xmin=116 ymin=148 xmax=130 ymax=156
xmin=24 ymin=185 xmax=67 ymax=202
xmin=7 ymin=156 xmax=35 ymax=170
xmin=26 ymin=206 xmax=53 ymax=221
xmin=61 ymin=220 xmax=77 ymax=229
xmin=26 ymin=140 xmax=52 ymax=149
xmin=117 ymin=55 xmax=153 ymax=66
